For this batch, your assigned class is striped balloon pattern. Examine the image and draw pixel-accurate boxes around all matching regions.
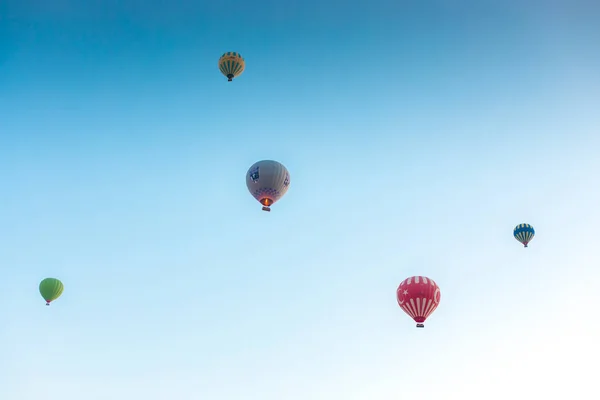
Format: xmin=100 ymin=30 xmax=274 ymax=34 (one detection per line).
xmin=246 ymin=160 xmax=290 ymax=212
xmin=396 ymin=276 xmax=441 ymax=328
xmin=39 ymin=278 xmax=64 ymax=306
xmin=514 ymin=223 xmax=535 ymax=247
xmin=218 ymin=52 xmax=245 ymax=81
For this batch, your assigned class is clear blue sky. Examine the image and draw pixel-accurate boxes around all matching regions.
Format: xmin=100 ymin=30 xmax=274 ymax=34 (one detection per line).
xmin=1 ymin=1 xmax=599 ymax=399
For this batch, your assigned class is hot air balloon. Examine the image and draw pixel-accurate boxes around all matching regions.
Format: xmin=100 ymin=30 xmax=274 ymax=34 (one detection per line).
xmin=514 ymin=223 xmax=535 ymax=247
xmin=39 ymin=278 xmax=64 ymax=306
xmin=396 ymin=276 xmax=441 ymax=328
xmin=218 ymin=52 xmax=245 ymax=82
xmin=246 ymin=160 xmax=290 ymax=212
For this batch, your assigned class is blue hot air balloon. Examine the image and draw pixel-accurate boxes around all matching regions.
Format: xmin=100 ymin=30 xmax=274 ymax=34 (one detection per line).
xmin=514 ymin=223 xmax=535 ymax=247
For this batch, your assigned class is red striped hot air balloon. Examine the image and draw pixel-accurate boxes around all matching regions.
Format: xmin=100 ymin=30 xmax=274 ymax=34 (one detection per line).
xmin=396 ymin=276 xmax=441 ymax=328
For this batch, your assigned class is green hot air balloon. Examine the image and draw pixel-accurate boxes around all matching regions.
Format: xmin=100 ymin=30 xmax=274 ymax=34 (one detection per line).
xmin=39 ymin=278 xmax=64 ymax=306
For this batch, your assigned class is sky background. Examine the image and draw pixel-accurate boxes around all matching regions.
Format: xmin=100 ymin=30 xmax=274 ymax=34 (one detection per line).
xmin=1 ymin=1 xmax=599 ymax=399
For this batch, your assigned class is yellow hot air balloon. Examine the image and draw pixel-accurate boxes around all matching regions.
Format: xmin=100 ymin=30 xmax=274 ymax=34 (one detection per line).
xmin=218 ymin=52 xmax=245 ymax=82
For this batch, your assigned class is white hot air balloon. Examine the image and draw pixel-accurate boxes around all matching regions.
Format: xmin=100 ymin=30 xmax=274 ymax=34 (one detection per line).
xmin=246 ymin=160 xmax=290 ymax=212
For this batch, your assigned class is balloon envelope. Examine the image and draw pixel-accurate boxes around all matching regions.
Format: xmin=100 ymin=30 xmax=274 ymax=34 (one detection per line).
xmin=246 ymin=160 xmax=290 ymax=212
xmin=514 ymin=223 xmax=535 ymax=247
xmin=396 ymin=276 xmax=441 ymax=328
xmin=39 ymin=278 xmax=64 ymax=306
xmin=218 ymin=52 xmax=245 ymax=81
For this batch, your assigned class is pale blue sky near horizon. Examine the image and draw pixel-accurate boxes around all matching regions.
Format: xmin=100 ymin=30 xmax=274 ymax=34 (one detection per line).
xmin=1 ymin=1 xmax=599 ymax=399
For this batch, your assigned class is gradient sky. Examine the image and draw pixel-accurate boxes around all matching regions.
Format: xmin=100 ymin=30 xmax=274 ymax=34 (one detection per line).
xmin=1 ymin=1 xmax=599 ymax=399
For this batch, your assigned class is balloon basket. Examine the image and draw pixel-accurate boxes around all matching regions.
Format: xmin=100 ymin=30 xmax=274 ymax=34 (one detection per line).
xmin=262 ymin=206 xmax=271 ymax=212
xmin=416 ymin=324 xmax=424 ymax=328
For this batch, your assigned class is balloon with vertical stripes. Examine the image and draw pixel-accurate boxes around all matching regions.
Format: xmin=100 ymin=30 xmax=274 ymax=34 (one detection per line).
xmin=218 ymin=52 xmax=245 ymax=82
xmin=514 ymin=223 xmax=535 ymax=248
xmin=39 ymin=278 xmax=64 ymax=306
xmin=246 ymin=160 xmax=290 ymax=212
xmin=396 ymin=276 xmax=441 ymax=328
